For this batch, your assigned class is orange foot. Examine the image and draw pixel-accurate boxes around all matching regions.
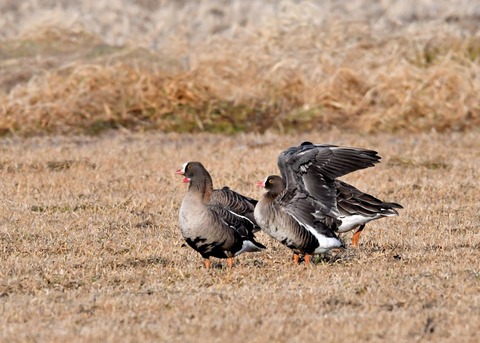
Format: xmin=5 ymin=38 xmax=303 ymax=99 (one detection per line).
xmin=351 ymin=224 xmax=366 ymax=247
xmin=304 ymin=254 xmax=312 ymax=266
xmin=293 ymin=253 xmax=300 ymax=265
xmin=227 ymin=257 xmax=234 ymax=269
xmin=204 ymin=258 xmax=211 ymax=269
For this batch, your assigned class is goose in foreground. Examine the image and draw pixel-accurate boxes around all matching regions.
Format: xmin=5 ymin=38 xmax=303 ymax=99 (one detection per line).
xmin=176 ymin=162 xmax=265 ymax=269
xmin=255 ymin=142 xmax=383 ymax=264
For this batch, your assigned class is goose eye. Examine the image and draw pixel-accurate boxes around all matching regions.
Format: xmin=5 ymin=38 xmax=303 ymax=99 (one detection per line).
xmin=268 ymin=179 xmax=273 ymax=184
xmin=187 ymin=164 xmax=191 ymax=169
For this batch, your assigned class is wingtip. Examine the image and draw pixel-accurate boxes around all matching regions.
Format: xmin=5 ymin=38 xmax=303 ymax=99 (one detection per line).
xmin=235 ymin=239 xmax=267 ymax=256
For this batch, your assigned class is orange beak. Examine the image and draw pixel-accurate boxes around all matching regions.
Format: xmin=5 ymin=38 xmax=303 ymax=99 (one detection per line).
xmin=175 ymin=169 xmax=184 ymax=175
xmin=257 ymin=181 xmax=265 ymax=187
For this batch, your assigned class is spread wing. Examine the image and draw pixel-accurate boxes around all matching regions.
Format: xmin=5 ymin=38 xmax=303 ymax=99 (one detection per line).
xmin=278 ymin=142 xmax=380 ymax=180
xmin=277 ymin=142 xmax=381 ymax=215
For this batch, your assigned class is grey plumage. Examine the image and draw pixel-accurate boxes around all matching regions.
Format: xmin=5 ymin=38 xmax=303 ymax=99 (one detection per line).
xmin=177 ymin=161 xmax=265 ymax=268
xmin=210 ymin=186 xmax=259 ymax=231
xmin=255 ymin=141 xmax=402 ymax=254
xmin=334 ymin=180 xmax=403 ymax=234
xmin=277 ymin=142 xmax=381 ymax=218
xmin=255 ymin=176 xmax=342 ymax=258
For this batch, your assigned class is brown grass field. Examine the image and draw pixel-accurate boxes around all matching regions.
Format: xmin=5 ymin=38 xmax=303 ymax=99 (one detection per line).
xmin=0 ymin=0 xmax=480 ymax=342
xmin=1 ymin=131 xmax=479 ymax=342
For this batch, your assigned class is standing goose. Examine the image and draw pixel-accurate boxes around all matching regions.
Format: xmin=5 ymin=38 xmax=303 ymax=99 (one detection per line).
xmin=255 ymin=175 xmax=342 ymax=265
xmin=280 ymin=141 xmax=402 ymax=246
xmin=258 ymin=175 xmax=402 ymax=247
xmin=255 ymin=142 xmax=384 ymax=264
xmin=176 ymin=161 xmax=265 ymax=269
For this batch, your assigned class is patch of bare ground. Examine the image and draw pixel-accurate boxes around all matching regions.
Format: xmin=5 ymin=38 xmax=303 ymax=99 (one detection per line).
xmin=0 ymin=131 xmax=479 ymax=342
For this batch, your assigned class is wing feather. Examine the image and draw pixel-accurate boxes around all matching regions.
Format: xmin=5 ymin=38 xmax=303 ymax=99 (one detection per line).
xmin=210 ymin=187 xmax=259 ymax=231
xmin=208 ymin=204 xmax=258 ymax=240
xmin=277 ymin=142 xmax=381 ymax=217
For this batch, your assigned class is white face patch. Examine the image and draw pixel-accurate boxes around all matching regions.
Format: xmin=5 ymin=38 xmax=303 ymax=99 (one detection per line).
xmin=263 ymin=176 xmax=269 ymax=187
xmin=181 ymin=162 xmax=190 ymax=173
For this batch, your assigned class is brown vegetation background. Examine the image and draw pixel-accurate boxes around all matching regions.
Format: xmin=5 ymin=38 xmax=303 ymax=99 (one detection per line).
xmin=1 ymin=0 xmax=480 ymax=135
xmin=0 ymin=1 xmax=480 ymax=342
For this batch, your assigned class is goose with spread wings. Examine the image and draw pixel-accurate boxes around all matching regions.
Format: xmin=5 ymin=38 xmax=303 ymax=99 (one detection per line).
xmin=255 ymin=142 xmax=399 ymax=264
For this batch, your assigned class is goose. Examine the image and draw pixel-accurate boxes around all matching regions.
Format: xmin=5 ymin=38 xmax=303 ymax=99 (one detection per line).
xmin=258 ymin=175 xmax=402 ymax=248
xmin=176 ymin=161 xmax=265 ymax=269
xmin=255 ymin=175 xmax=342 ymax=265
xmin=254 ymin=142 xmax=386 ymax=264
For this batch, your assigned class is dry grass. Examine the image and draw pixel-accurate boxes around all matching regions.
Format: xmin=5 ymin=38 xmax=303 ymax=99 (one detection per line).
xmin=1 ymin=1 xmax=480 ymax=135
xmin=1 ymin=2 xmax=479 ymax=340
xmin=0 ymin=131 xmax=479 ymax=342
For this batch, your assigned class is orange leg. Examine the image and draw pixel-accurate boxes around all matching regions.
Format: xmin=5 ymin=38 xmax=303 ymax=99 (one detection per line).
xmin=227 ymin=257 xmax=234 ymax=269
xmin=204 ymin=258 xmax=211 ymax=269
xmin=351 ymin=225 xmax=366 ymax=247
xmin=293 ymin=253 xmax=300 ymax=265
xmin=304 ymin=254 xmax=312 ymax=266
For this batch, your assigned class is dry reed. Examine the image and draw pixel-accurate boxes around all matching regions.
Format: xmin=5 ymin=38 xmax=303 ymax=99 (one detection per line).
xmin=1 ymin=1 xmax=480 ymax=136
